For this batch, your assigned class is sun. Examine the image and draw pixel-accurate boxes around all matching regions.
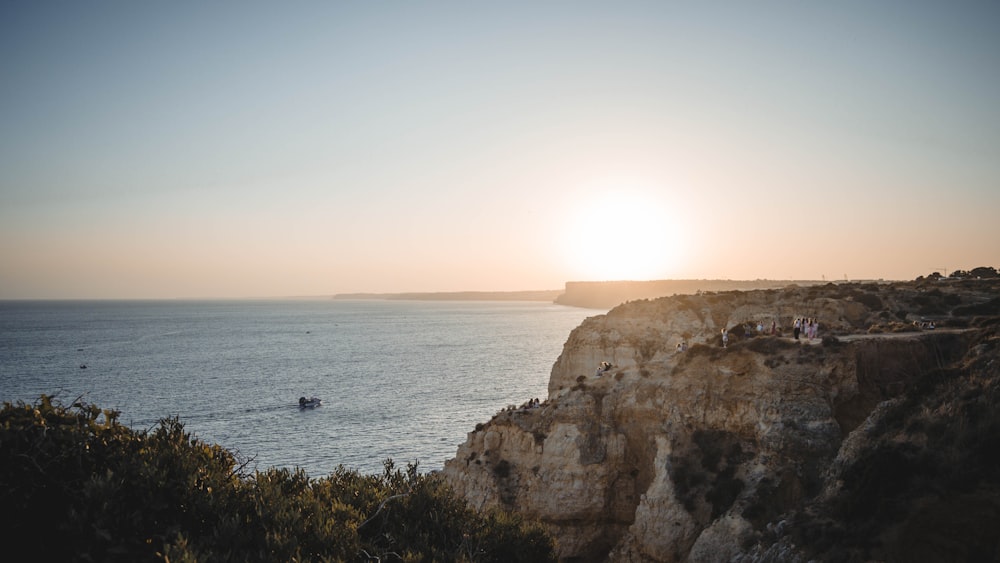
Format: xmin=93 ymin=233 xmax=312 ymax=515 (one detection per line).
xmin=558 ymin=184 xmax=686 ymax=281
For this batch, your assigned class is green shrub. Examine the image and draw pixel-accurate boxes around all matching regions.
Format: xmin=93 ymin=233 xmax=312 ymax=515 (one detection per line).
xmin=0 ymin=396 xmax=556 ymax=562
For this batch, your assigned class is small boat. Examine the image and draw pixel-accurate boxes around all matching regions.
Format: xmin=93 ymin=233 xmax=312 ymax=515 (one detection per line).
xmin=299 ymin=396 xmax=322 ymax=409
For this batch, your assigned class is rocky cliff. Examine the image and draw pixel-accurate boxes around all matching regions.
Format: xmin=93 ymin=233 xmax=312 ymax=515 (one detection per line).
xmin=442 ymin=278 xmax=1000 ymax=562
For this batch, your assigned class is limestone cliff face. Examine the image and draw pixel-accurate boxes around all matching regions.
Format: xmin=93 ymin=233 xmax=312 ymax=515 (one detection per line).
xmin=441 ymin=280 xmax=1000 ymax=562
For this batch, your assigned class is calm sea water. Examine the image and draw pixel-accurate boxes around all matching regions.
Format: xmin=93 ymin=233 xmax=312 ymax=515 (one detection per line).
xmin=0 ymin=300 xmax=599 ymax=476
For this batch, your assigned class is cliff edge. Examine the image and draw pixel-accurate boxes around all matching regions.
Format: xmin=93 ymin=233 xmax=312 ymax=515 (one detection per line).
xmin=442 ymin=278 xmax=1000 ymax=562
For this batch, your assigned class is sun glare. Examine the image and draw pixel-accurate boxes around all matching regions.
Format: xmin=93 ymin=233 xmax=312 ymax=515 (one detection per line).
xmin=559 ymin=184 xmax=686 ymax=281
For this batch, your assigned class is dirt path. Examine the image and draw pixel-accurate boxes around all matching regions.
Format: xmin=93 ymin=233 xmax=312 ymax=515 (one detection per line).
xmin=836 ymin=328 xmax=969 ymax=342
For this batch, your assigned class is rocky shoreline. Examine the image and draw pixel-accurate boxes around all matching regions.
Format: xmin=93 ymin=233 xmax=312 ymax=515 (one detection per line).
xmin=442 ymin=277 xmax=1000 ymax=562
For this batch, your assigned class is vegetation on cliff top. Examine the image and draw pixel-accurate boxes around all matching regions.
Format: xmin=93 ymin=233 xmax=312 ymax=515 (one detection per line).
xmin=0 ymin=395 xmax=556 ymax=562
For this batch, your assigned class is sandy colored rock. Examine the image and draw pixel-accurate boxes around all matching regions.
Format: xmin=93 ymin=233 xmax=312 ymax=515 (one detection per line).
xmin=442 ymin=278 xmax=1000 ymax=562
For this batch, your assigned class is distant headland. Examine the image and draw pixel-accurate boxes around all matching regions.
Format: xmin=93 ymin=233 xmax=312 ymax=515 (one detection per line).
xmin=333 ymin=279 xmax=841 ymax=309
xmin=331 ymin=289 xmax=564 ymax=302
xmin=554 ymin=279 xmax=838 ymax=308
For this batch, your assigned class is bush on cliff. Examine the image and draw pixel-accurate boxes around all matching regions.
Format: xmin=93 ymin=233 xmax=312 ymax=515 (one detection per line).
xmin=785 ymin=326 xmax=1000 ymax=562
xmin=0 ymin=395 xmax=556 ymax=562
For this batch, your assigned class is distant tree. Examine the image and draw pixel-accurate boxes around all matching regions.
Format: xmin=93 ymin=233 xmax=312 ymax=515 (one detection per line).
xmin=970 ymin=266 xmax=999 ymax=279
xmin=949 ymin=267 xmax=998 ymax=279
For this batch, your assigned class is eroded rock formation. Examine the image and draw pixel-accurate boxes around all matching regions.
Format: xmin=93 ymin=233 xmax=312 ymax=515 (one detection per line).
xmin=442 ymin=279 xmax=1000 ymax=562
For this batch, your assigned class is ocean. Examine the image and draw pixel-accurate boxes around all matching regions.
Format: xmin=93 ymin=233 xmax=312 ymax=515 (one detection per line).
xmin=0 ymin=299 xmax=600 ymax=477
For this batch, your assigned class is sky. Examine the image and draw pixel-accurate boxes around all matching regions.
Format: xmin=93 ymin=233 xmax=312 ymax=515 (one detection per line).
xmin=1 ymin=1 xmax=998 ymax=299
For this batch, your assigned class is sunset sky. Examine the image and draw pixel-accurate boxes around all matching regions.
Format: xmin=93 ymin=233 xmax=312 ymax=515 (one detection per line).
xmin=2 ymin=1 xmax=998 ymax=299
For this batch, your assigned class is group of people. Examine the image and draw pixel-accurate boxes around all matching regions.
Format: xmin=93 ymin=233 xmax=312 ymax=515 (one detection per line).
xmin=520 ymin=398 xmax=542 ymax=409
xmin=742 ymin=319 xmax=778 ymax=336
xmin=711 ymin=316 xmax=821 ymax=348
xmin=595 ymin=361 xmax=612 ymax=376
xmin=499 ymin=398 xmax=543 ymax=414
xmin=793 ymin=317 xmax=820 ymax=340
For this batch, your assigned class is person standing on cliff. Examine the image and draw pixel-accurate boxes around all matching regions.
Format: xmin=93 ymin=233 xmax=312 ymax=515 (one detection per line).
xmin=793 ymin=318 xmax=801 ymax=340
xmin=721 ymin=328 xmax=729 ymax=348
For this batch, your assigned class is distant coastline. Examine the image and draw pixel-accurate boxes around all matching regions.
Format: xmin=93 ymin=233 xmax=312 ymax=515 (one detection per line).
xmin=331 ymin=290 xmax=564 ymax=302
xmin=331 ymin=279 xmax=859 ymax=309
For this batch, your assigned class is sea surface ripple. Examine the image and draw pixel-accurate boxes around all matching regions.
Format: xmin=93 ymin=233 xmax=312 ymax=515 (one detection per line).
xmin=0 ymin=299 xmax=600 ymax=476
